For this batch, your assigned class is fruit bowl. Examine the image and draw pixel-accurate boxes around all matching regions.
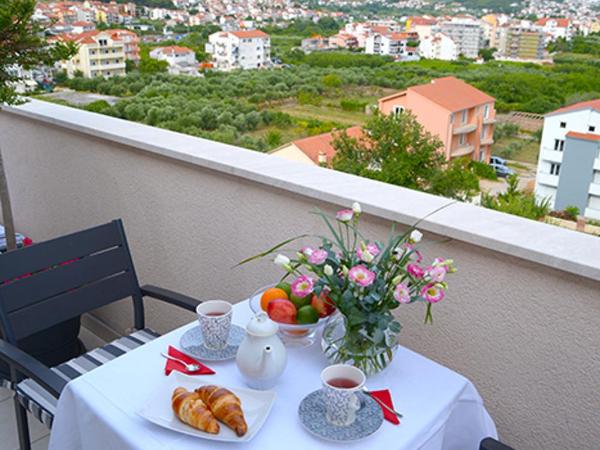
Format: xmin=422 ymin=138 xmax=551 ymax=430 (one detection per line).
xmin=249 ymin=285 xmax=335 ymax=348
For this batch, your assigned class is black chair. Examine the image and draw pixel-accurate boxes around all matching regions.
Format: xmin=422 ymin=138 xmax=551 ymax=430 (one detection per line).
xmin=0 ymin=220 xmax=202 ymax=450
xmin=481 ymin=437 xmax=516 ymax=450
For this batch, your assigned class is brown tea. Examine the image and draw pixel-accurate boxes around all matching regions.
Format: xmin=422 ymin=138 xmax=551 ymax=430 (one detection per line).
xmin=205 ymin=312 xmax=225 ymax=317
xmin=327 ymin=377 xmax=359 ymax=389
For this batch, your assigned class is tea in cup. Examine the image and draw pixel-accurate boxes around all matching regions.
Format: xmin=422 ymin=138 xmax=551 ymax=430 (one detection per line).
xmin=196 ymin=300 xmax=232 ymax=350
xmin=320 ymin=364 xmax=366 ymax=426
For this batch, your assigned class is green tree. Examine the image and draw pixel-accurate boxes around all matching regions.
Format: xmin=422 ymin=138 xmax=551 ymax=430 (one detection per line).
xmin=481 ymin=174 xmax=550 ymax=220
xmin=0 ymin=0 xmax=77 ymax=250
xmin=322 ymin=73 xmax=342 ymax=88
xmin=331 ymin=112 xmax=479 ymax=200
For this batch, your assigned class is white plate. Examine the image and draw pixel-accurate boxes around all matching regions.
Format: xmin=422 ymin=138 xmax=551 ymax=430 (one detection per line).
xmin=137 ymin=371 xmax=276 ymax=443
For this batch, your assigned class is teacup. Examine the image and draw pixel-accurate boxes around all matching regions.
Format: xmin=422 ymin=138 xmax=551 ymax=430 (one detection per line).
xmin=196 ymin=300 xmax=232 ymax=350
xmin=320 ymin=364 xmax=366 ymax=426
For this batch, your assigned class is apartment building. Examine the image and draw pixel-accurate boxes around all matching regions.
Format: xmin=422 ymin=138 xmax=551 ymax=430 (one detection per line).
xmin=149 ymin=46 xmax=198 ymax=76
xmin=57 ymin=30 xmax=126 ymax=78
xmin=301 ymin=35 xmax=329 ymax=53
xmin=110 ymin=29 xmax=140 ymax=62
xmin=536 ymin=18 xmax=572 ymax=43
xmin=419 ymin=32 xmax=458 ymax=61
xmin=439 ymin=17 xmax=484 ymax=59
xmin=378 ymin=76 xmax=496 ymax=162
xmin=328 ymin=32 xmax=359 ymax=49
xmin=534 ymin=100 xmax=600 ymax=219
xmin=405 ymin=16 xmax=438 ymax=40
xmin=206 ymin=30 xmax=271 ymax=71
xmin=365 ymin=32 xmax=420 ymax=61
xmin=502 ymin=25 xmax=545 ymax=61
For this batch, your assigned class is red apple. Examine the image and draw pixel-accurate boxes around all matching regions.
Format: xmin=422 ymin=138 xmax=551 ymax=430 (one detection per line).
xmin=267 ymin=298 xmax=297 ymax=324
xmin=310 ymin=292 xmax=336 ymax=318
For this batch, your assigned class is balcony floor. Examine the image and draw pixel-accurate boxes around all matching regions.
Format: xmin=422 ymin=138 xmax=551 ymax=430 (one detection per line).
xmin=0 ymin=327 xmax=106 ymax=450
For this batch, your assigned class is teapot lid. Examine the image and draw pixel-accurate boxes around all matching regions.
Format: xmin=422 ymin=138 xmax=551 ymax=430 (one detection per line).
xmin=246 ymin=312 xmax=279 ymax=337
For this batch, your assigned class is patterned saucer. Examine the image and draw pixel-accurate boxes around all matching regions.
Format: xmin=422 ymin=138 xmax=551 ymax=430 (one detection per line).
xmin=179 ymin=324 xmax=244 ymax=361
xmin=298 ymin=389 xmax=384 ymax=442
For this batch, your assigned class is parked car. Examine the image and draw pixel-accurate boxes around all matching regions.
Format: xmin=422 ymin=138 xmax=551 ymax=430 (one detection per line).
xmin=489 ymin=156 xmax=508 ymax=167
xmin=490 ymin=162 xmax=515 ymax=178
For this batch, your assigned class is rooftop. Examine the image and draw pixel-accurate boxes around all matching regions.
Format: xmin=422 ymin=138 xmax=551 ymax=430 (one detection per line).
xmin=380 ymin=76 xmax=495 ymax=112
xmin=546 ymin=98 xmax=600 ymax=116
xmin=566 ymin=131 xmax=600 ymax=141
xmin=229 ymin=29 xmax=269 ymax=39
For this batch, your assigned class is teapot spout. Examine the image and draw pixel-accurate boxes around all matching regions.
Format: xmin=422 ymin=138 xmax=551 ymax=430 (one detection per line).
xmin=259 ymin=345 xmax=273 ymax=373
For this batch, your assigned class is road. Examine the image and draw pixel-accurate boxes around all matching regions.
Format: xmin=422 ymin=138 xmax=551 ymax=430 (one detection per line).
xmin=479 ymin=161 xmax=537 ymax=196
xmin=38 ymin=88 xmax=122 ymax=106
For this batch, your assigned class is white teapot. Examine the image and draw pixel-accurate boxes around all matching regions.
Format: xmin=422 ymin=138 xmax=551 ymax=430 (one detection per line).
xmin=236 ymin=312 xmax=287 ymax=390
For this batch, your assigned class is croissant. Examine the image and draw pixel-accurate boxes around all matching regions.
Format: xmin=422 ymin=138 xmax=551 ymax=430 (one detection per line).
xmin=195 ymin=385 xmax=248 ymax=437
xmin=172 ymin=387 xmax=220 ymax=434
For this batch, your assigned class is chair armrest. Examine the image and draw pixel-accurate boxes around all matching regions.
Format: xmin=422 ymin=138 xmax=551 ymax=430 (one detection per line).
xmin=140 ymin=285 xmax=201 ymax=313
xmin=480 ymin=438 xmax=515 ymax=450
xmin=0 ymin=339 xmax=66 ymax=398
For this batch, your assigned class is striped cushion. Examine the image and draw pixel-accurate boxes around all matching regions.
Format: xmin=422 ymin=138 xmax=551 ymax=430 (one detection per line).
xmin=15 ymin=328 xmax=160 ymax=429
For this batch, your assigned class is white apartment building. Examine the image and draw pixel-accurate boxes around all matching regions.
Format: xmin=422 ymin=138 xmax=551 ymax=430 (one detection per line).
xmin=535 ymin=18 xmax=572 ymax=44
xmin=206 ymin=30 xmax=271 ymax=71
xmin=439 ymin=17 xmax=484 ymax=59
xmin=365 ymin=32 xmax=420 ymax=61
xmin=149 ymin=46 xmax=199 ymax=76
xmin=419 ymin=32 xmax=458 ymax=61
xmin=535 ymin=100 xmax=600 ymax=219
xmin=57 ymin=30 xmax=126 ymax=78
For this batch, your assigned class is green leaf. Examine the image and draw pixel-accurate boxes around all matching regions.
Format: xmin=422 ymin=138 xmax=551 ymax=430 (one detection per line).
xmin=234 ymin=234 xmax=308 ymax=267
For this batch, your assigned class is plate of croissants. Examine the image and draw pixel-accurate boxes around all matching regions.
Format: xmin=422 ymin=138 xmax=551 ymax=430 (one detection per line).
xmin=137 ymin=372 xmax=276 ymax=442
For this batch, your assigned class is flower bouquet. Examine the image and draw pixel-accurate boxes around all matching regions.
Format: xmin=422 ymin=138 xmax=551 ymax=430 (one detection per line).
xmin=241 ymin=203 xmax=455 ymax=375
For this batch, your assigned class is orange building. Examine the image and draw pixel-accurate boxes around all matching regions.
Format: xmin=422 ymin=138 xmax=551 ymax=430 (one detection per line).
xmin=378 ymin=76 xmax=496 ymax=162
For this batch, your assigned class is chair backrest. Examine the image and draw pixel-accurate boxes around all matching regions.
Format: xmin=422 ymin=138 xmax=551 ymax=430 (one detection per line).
xmin=0 ymin=220 xmax=144 ymax=344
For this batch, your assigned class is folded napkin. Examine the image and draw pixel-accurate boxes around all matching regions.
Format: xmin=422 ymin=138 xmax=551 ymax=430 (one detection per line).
xmin=370 ymin=389 xmax=400 ymax=425
xmin=164 ymin=346 xmax=215 ymax=376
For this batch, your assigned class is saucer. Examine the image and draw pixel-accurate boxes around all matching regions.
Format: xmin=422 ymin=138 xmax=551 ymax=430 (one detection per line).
xmin=298 ymin=389 xmax=383 ymax=442
xmin=179 ymin=324 xmax=244 ymax=361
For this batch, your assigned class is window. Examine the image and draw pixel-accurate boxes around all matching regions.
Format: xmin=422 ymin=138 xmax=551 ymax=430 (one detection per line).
xmin=483 ymin=104 xmax=490 ymax=119
xmin=554 ymin=139 xmax=565 ymax=151
xmin=449 ymin=113 xmax=454 ymax=124
xmin=481 ymin=125 xmax=487 ymax=139
xmin=459 ymin=134 xmax=466 ymax=145
xmin=393 ymin=105 xmax=404 ymax=115
xmin=560 ymin=121 xmax=566 ymax=128
xmin=590 ymin=126 xmax=596 ymax=132
xmin=550 ymin=163 xmax=561 ymax=176
xmin=461 ymin=109 xmax=468 ymax=124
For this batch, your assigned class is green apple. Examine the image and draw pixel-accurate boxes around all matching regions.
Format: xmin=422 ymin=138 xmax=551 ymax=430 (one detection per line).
xmin=290 ymin=293 xmax=311 ymax=310
xmin=297 ymin=305 xmax=319 ymax=324
xmin=275 ymin=281 xmax=292 ymax=297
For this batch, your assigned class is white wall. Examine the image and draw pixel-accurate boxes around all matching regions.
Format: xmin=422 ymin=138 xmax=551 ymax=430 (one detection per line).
xmin=1 ymin=101 xmax=600 ymax=450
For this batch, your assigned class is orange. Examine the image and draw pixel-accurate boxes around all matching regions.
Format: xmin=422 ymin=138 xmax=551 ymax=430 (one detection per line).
xmin=260 ymin=287 xmax=289 ymax=311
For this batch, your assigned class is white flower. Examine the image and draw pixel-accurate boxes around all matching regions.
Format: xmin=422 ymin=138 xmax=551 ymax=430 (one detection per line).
xmin=324 ymin=264 xmax=334 ymax=276
xmin=410 ymin=229 xmax=423 ymax=243
xmin=274 ymin=254 xmax=290 ymax=267
xmin=352 ymin=202 xmax=362 ymax=215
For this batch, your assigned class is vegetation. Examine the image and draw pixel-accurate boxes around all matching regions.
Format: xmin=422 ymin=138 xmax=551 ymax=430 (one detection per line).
xmin=481 ymin=174 xmax=551 ymax=220
xmin=331 ymin=112 xmax=480 ymax=201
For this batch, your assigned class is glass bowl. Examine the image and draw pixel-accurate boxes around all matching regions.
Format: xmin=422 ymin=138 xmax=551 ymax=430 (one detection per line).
xmin=249 ymin=285 xmax=334 ymax=348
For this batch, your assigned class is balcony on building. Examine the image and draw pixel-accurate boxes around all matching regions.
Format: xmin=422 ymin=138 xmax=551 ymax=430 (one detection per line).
xmin=0 ymin=100 xmax=598 ymax=450
xmin=536 ymin=172 xmax=559 ymax=187
xmin=451 ymin=143 xmax=474 ymax=157
xmin=452 ymin=122 xmax=478 ymax=135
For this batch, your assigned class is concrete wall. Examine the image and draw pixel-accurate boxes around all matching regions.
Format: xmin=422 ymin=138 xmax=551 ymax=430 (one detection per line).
xmin=1 ymin=102 xmax=600 ymax=450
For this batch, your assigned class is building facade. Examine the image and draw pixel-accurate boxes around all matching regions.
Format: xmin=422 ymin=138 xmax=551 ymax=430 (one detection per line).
xmin=378 ymin=76 xmax=496 ymax=162
xmin=419 ymin=32 xmax=458 ymax=61
xmin=58 ymin=30 xmax=126 ymax=78
xmin=149 ymin=46 xmax=198 ymax=76
xmin=206 ymin=30 xmax=271 ymax=71
xmin=365 ymin=32 xmax=420 ymax=61
xmin=535 ymin=100 xmax=600 ymax=219
xmin=502 ymin=25 xmax=545 ymax=60
xmin=439 ymin=17 xmax=484 ymax=59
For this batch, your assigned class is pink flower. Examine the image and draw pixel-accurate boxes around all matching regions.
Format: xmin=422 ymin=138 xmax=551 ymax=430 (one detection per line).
xmin=426 ymin=265 xmax=446 ymax=283
xmin=308 ymin=249 xmax=328 ymax=265
xmin=348 ymin=265 xmax=376 ymax=287
xmin=407 ymin=263 xmax=425 ymax=279
xmin=393 ymin=283 xmax=411 ymax=304
xmin=291 ymin=275 xmax=314 ymax=298
xmin=366 ymin=243 xmax=380 ymax=256
xmin=336 ymin=209 xmax=354 ymax=223
xmin=433 ymin=257 xmax=454 ymax=273
xmin=421 ymin=284 xmax=445 ymax=303
xmin=410 ymin=250 xmax=423 ymax=263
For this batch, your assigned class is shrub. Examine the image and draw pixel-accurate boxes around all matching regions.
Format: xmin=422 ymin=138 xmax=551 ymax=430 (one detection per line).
xmin=564 ymin=205 xmax=580 ymax=220
xmin=340 ymin=98 xmax=367 ymax=112
xmin=84 ymin=100 xmax=110 ymax=113
xmin=322 ymin=73 xmax=342 ymax=88
xmin=469 ymin=161 xmax=497 ymax=180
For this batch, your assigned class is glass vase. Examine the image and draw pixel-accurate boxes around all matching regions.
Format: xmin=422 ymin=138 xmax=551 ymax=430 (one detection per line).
xmin=321 ymin=314 xmax=400 ymax=377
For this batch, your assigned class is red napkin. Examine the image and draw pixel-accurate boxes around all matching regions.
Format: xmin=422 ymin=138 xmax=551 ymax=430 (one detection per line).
xmin=370 ymin=389 xmax=400 ymax=425
xmin=164 ymin=346 xmax=215 ymax=376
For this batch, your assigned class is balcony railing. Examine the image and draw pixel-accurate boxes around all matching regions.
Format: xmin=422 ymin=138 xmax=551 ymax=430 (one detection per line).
xmin=542 ymin=149 xmax=563 ymax=164
xmin=0 ymin=100 xmax=599 ymax=450
xmin=451 ymin=143 xmax=474 ymax=156
xmin=452 ymin=123 xmax=477 ymax=134
xmin=536 ymin=172 xmax=559 ymax=187
xmin=480 ymin=137 xmax=494 ymax=146
xmin=482 ymin=116 xmax=496 ymax=125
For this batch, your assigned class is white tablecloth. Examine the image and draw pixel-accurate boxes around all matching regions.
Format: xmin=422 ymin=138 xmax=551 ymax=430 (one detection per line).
xmin=49 ymin=301 xmax=496 ymax=450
